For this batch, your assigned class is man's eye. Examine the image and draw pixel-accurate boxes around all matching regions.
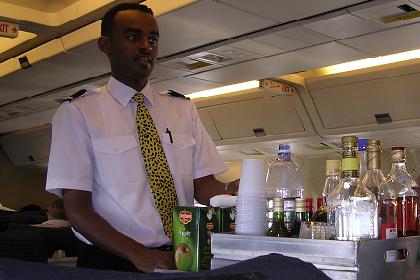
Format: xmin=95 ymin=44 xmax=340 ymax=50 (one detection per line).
xmin=149 ymin=37 xmax=158 ymax=46
xmin=127 ymin=34 xmax=138 ymax=41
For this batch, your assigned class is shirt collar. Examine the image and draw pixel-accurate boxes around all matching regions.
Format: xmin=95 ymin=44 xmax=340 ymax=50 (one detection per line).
xmin=106 ymin=76 xmax=155 ymax=108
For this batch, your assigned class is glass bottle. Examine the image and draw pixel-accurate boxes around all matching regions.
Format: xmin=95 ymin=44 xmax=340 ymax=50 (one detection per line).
xmin=312 ymin=159 xmax=341 ymax=223
xmin=305 ymin=198 xmax=313 ymax=221
xmin=358 ymin=139 xmax=368 ymax=180
xmin=266 ymin=144 xmax=303 ymax=229
xmin=328 ymin=136 xmax=378 ymax=241
xmin=362 ymin=140 xmax=397 ymax=240
xmin=291 ymin=198 xmax=308 ymax=238
xmin=267 ymin=198 xmax=288 ymax=237
xmin=387 ymin=147 xmax=418 ymax=237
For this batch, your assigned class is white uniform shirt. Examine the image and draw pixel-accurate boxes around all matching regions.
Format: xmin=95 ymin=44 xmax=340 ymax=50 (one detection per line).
xmin=46 ymin=77 xmax=227 ymax=247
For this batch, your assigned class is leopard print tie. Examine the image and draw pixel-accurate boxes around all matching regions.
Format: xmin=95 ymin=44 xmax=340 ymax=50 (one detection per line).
xmin=133 ymin=93 xmax=178 ymax=238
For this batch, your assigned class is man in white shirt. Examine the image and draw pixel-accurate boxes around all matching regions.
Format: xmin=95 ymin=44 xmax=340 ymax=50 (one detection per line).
xmin=46 ymin=2 xmax=238 ymax=273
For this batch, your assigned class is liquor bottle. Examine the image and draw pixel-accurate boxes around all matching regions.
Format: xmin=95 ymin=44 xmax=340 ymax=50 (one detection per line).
xmin=266 ymin=144 xmax=303 ymax=229
xmin=291 ymin=198 xmax=308 ymax=238
xmin=267 ymin=198 xmax=288 ymax=237
xmin=387 ymin=147 xmax=418 ymax=237
xmin=305 ymin=198 xmax=313 ymax=221
xmin=328 ymin=136 xmax=378 ymax=241
xmin=358 ymin=139 xmax=369 ymax=180
xmin=361 ymin=140 xmax=397 ymax=240
xmin=312 ymin=160 xmax=341 ymax=223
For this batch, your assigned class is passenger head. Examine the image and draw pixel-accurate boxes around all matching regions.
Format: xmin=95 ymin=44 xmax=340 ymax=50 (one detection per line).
xmin=19 ymin=204 xmax=42 ymax=212
xmin=98 ymin=3 xmax=158 ymax=87
xmin=47 ymin=198 xmax=67 ymax=220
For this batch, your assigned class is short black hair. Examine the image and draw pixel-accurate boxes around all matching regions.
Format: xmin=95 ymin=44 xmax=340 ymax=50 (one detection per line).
xmin=101 ymin=3 xmax=154 ymax=36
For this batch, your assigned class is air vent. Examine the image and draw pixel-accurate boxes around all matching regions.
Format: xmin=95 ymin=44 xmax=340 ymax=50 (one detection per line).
xmin=178 ymin=60 xmax=213 ymax=70
xmin=18 ymin=56 xmax=31 ymax=69
xmin=375 ymin=113 xmax=392 ymax=124
xmin=253 ymin=128 xmax=266 ymax=137
xmin=195 ymin=53 xmax=232 ymax=64
xmin=397 ymin=4 xmax=416 ymax=13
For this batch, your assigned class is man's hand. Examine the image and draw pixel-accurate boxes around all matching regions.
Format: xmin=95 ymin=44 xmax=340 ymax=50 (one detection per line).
xmin=194 ymin=175 xmax=240 ymax=205
xmin=129 ymin=248 xmax=175 ymax=272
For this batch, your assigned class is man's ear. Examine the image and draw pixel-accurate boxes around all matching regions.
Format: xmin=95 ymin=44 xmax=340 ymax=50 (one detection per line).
xmin=97 ymin=36 xmax=111 ymax=56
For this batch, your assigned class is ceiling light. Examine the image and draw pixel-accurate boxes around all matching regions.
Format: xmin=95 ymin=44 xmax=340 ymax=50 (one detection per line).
xmin=186 ymin=80 xmax=260 ymax=99
xmin=325 ymin=49 xmax=420 ymax=74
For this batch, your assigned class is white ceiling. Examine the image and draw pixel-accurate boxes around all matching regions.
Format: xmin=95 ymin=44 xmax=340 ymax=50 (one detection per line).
xmin=2 ymin=0 xmax=420 ymax=161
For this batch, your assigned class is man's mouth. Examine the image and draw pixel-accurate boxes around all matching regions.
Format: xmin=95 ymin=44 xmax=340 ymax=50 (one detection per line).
xmin=135 ymin=55 xmax=152 ymax=64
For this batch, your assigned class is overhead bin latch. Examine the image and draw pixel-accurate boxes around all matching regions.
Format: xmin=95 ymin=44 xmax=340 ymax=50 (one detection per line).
xmin=260 ymin=79 xmax=295 ymax=96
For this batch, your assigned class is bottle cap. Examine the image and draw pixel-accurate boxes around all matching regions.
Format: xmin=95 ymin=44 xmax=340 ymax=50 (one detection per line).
xmin=316 ymin=197 xmax=324 ymax=209
xmin=295 ymin=198 xmax=306 ymax=212
xmin=273 ymin=197 xmax=284 ymax=212
xmin=367 ymin=139 xmax=381 ymax=152
xmin=278 ymin=144 xmax=291 ymax=154
xmin=391 ymin=146 xmax=405 ymax=162
xmin=341 ymin=136 xmax=358 ymax=149
xmin=305 ymin=198 xmax=313 ymax=211
xmin=358 ymin=139 xmax=369 ymax=151
xmin=326 ymin=159 xmax=341 ymax=176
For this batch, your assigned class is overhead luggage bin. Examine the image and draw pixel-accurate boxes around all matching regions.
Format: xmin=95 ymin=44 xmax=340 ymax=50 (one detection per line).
xmin=304 ymin=60 xmax=420 ymax=136
xmin=194 ymin=79 xmax=316 ymax=145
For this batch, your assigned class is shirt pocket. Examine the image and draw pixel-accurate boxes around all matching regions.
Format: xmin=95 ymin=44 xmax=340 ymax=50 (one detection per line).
xmin=92 ymin=135 xmax=142 ymax=184
xmin=161 ymin=132 xmax=196 ymax=175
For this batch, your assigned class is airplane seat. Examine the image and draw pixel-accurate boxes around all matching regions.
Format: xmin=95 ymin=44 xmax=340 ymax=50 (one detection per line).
xmin=0 ymin=210 xmax=47 ymax=231
xmin=6 ymin=223 xmax=78 ymax=258
xmin=0 ymin=230 xmax=48 ymax=263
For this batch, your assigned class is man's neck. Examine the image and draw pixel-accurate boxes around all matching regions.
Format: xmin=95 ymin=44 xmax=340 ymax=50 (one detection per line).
xmin=112 ymin=75 xmax=148 ymax=92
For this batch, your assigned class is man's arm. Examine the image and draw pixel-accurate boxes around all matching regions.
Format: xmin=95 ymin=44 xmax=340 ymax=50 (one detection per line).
xmin=193 ymin=175 xmax=239 ymax=205
xmin=63 ymin=189 xmax=174 ymax=272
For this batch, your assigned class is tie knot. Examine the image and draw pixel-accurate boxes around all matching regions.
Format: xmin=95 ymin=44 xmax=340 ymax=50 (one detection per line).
xmin=132 ymin=92 xmax=144 ymax=104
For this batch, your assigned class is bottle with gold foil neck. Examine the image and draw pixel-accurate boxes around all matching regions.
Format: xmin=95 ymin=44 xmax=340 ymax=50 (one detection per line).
xmin=362 ymin=140 xmax=397 ymax=241
xmin=328 ymin=136 xmax=378 ymax=241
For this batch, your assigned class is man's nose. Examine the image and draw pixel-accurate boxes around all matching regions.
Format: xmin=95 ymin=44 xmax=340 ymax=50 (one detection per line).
xmin=139 ymin=38 xmax=152 ymax=52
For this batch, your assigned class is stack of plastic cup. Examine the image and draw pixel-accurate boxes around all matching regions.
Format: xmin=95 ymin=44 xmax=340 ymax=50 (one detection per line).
xmin=235 ymin=158 xmax=267 ymax=236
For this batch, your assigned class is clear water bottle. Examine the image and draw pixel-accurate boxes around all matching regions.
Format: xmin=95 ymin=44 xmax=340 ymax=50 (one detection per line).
xmin=329 ymin=136 xmax=378 ymax=241
xmin=266 ymin=144 xmax=304 ymax=228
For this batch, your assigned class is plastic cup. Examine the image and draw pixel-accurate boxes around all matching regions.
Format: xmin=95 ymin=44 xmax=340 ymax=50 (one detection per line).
xmin=238 ymin=158 xmax=266 ymax=195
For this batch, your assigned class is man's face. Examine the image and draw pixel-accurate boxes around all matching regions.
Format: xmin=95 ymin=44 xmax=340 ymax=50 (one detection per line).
xmin=105 ymin=10 xmax=159 ymax=82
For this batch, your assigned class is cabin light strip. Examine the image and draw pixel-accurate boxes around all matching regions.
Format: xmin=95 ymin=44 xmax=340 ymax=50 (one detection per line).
xmin=186 ymin=80 xmax=260 ymax=99
xmin=326 ymin=49 xmax=420 ymax=74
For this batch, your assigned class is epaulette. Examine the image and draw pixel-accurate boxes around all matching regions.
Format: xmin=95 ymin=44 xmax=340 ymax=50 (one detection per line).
xmin=167 ymin=90 xmax=190 ymax=100
xmin=59 ymin=89 xmax=87 ymax=103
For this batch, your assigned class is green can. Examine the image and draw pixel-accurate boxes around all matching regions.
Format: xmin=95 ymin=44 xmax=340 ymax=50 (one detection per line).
xmin=172 ymin=206 xmax=217 ymax=271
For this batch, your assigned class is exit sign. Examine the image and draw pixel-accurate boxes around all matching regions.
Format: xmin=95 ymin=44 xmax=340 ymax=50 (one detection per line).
xmin=0 ymin=21 xmax=19 ymax=38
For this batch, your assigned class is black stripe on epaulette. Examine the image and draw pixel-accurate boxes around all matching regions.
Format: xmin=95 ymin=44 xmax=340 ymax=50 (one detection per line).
xmin=59 ymin=89 xmax=87 ymax=103
xmin=167 ymin=90 xmax=190 ymax=100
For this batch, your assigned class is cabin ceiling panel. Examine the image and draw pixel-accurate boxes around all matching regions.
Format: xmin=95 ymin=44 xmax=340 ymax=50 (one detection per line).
xmin=150 ymin=64 xmax=192 ymax=83
xmin=273 ymin=26 xmax=335 ymax=45
xmin=192 ymin=42 xmax=369 ymax=84
xmin=2 ymin=51 xmax=110 ymax=105
xmin=229 ymin=39 xmax=284 ymax=57
xmin=221 ymin=0 xmax=368 ymax=23
xmin=303 ymin=13 xmax=384 ymax=39
xmin=156 ymin=0 xmax=276 ymax=57
xmin=252 ymin=33 xmax=308 ymax=52
xmin=151 ymin=77 xmax=224 ymax=94
xmin=66 ymin=40 xmax=110 ymax=73
xmin=340 ymin=21 xmax=420 ymax=56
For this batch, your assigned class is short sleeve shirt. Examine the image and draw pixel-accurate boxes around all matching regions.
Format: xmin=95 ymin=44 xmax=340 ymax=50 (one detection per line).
xmin=46 ymin=77 xmax=227 ymax=247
